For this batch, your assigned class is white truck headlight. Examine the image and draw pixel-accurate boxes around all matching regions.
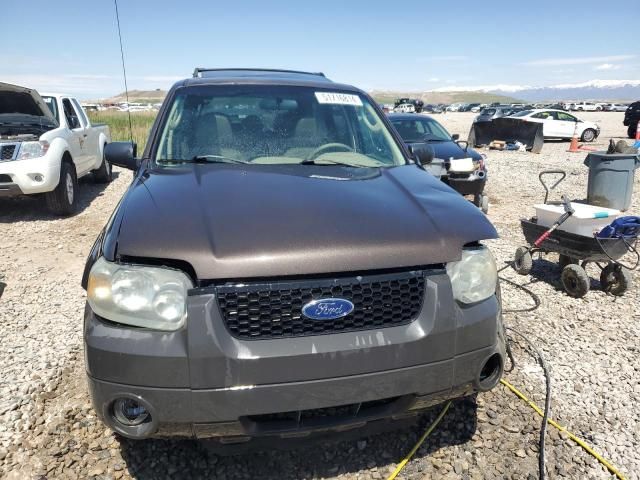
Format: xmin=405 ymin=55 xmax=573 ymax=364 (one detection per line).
xmin=87 ymin=257 xmax=192 ymax=330
xmin=446 ymin=245 xmax=497 ymax=304
xmin=17 ymin=141 xmax=50 ymax=160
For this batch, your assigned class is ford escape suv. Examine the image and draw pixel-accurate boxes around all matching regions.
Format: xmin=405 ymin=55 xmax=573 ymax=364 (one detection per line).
xmin=82 ymin=68 xmax=505 ymax=441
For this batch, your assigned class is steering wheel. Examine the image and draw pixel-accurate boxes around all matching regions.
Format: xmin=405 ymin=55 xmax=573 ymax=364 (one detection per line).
xmin=307 ymin=143 xmax=354 ymax=161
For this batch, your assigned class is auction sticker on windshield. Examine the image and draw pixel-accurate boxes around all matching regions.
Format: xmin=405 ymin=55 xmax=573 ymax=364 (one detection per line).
xmin=315 ymin=92 xmax=363 ymax=106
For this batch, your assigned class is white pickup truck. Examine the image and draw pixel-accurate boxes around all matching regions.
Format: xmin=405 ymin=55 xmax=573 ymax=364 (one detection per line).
xmin=0 ymin=82 xmax=111 ymax=215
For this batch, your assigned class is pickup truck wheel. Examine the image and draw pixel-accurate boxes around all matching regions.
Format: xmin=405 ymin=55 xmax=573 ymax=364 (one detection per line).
xmin=93 ymin=148 xmax=112 ymax=183
xmin=45 ymin=162 xmax=77 ymax=216
xmin=581 ymin=128 xmax=597 ymax=142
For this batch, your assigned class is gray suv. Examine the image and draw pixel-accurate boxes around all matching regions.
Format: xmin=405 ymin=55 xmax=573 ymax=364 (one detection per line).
xmin=82 ymin=68 xmax=505 ymax=442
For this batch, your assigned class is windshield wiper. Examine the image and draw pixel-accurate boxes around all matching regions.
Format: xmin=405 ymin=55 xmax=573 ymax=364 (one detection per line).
xmin=300 ymin=158 xmax=377 ymax=168
xmin=157 ymin=155 xmax=248 ymax=165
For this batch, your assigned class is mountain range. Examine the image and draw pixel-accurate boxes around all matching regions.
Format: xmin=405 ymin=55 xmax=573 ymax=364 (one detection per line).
xmin=430 ymin=79 xmax=640 ymax=102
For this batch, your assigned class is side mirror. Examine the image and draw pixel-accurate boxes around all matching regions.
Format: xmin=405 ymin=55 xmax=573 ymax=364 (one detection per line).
xmin=456 ymin=140 xmax=469 ymax=151
xmin=409 ymin=143 xmax=435 ymax=165
xmin=451 ymin=133 xmax=460 ymax=141
xmin=105 ymin=142 xmax=139 ymax=170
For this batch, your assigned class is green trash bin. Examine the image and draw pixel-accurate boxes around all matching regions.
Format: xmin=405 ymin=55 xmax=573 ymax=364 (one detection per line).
xmin=583 ymin=152 xmax=640 ymax=211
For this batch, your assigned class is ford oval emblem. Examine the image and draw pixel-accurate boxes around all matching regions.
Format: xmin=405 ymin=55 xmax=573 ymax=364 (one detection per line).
xmin=302 ymin=298 xmax=354 ymax=321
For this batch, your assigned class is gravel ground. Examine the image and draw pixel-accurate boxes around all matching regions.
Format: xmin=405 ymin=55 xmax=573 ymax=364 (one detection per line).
xmin=0 ymin=111 xmax=638 ymax=479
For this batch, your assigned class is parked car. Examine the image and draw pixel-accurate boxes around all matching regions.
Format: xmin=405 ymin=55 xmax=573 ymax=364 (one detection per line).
xmin=0 ymin=82 xmax=111 ymax=215
xmin=571 ymin=102 xmax=598 ymax=112
xmin=393 ymin=103 xmax=416 ymax=113
xmin=473 ymin=106 xmax=512 ymax=123
xmin=603 ymin=103 xmax=627 ymax=112
xmin=470 ymin=104 xmax=484 ymax=113
xmin=511 ymin=109 xmax=600 ymax=142
xmin=389 ymin=113 xmax=489 ymax=212
xmin=82 ymin=68 xmax=504 ymax=442
xmin=623 ymin=101 xmax=640 ymax=138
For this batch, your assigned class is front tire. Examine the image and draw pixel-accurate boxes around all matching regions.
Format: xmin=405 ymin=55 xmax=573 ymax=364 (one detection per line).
xmin=581 ymin=128 xmax=597 ymax=142
xmin=93 ymin=146 xmax=112 ymax=183
xmin=45 ymin=162 xmax=77 ymax=216
xmin=513 ymin=247 xmax=532 ymax=275
xmin=561 ymin=264 xmax=590 ymax=298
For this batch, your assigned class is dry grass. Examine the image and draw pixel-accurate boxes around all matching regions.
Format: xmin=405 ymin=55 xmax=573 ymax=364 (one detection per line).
xmin=88 ymin=110 xmax=157 ymax=153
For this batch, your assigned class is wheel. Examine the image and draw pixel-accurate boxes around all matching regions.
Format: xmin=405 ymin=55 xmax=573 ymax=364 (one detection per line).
xmin=513 ymin=247 xmax=532 ymax=275
xmin=595 ymin=106 xmax=602 ymax=111
xmin=561 ymin=264 xmax=590 ymax=298
xmin=93 ymin=146 xmax=112 ymax=183
xmin=480 ymin=194 xmax=489 ymax=214
xmin=581 ymin=128 xmax=597 ymax=142
xmin=558 ymin=254 xmax=578 ymax=270
xmin=600 ymin=264 xmax=632 ymax=296
xmin=45 ymin=162 xmax=77 ymax=216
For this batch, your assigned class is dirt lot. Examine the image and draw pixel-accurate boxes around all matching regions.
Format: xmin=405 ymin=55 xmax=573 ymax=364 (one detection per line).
xmin=0 ymin=112 xmax=638 ymax=479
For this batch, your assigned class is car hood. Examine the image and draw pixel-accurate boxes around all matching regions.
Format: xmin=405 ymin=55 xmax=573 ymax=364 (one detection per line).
xmin=0 ymin=82 xmax=58 ymax=126
xmin=113 ymin=164 xmax=497 ymax=280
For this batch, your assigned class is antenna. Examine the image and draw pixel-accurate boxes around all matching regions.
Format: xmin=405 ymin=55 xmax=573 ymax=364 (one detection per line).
xmin=113 ymin=0 xmax=133 ymax=144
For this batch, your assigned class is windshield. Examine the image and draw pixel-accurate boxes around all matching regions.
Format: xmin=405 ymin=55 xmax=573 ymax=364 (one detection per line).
xmin=390 ymin=116 xmax=451 ymax=143
xmin=154 ymin=85 xmax=405 ymax=167
xmin=480 ymin=108 xmax=496 ymax=116
xmin=42 ymin=96 xmax=59 ymax=123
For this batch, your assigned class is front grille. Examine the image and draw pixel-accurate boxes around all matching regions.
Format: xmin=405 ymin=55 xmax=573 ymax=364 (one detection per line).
xmin=216 ymin=270 xmax=426 ymax=339
xmin=0 ymin=144 xmax=17 ymax=161
xmin=246 ymin=396 xmax=401 ymax=430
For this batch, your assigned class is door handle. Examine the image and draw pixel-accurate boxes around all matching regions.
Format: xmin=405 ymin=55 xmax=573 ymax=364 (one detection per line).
xmin=83 ymin=134 xmax=88 ymax=137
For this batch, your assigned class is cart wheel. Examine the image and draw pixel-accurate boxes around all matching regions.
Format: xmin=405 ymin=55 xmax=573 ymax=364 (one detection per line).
xmin=480 ymin=195 xmax=489 ymax=214
xmin=558 ymin=254 xmax=578 ymax=270
xmin=561 ymin=264 xmax=590 ymax=298
xmin=513 ymin=247 xmax=533 ymax=275
xmin=600 ymin=264 xmax=631 ymax=296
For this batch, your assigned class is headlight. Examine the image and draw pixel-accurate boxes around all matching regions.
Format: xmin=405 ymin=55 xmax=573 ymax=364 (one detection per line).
xmin=446 ymin=245 xmax=497 ymax=304
xmin=87 ymin=257 xmax=192 ymax=330
xmin=17 ymin=141 xmax=50 ymax=160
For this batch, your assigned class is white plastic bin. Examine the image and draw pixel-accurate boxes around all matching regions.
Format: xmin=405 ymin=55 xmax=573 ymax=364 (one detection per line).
xmin=534 ymin=202 xmax=620 ymax=237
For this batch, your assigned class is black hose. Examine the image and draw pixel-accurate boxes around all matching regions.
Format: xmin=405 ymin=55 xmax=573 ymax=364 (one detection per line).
xmin=498 ymin=268 xmax=549 ymax=480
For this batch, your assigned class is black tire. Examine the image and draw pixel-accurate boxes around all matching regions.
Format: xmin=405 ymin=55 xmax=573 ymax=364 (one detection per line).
xmin=558 ymin=254 xmax=578 ymax=270
xmin=45 ymin=162 xmax=77 ymax=216
xmin=581 ymin=128 xmax=597 ymax=143
xmin=513 ymin=246 xmax=532 ymax=275
xmin=561 ymin=264 xmax=590 ymax=298
xmin=93 ymin=146 xmax=112 ymax=183
xmin=600 ymin=264 xmax=632 ymax=296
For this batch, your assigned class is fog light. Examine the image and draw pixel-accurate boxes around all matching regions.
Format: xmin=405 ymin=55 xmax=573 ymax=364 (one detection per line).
xmin=34 ymin=174 xmax=44 ymax=182
xmin=112 ymin=398 xmax=150 ymax=426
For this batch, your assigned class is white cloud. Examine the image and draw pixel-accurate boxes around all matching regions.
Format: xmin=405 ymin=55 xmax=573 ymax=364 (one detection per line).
xmin=521 ymin=55 xmax=635 ymax=67
xmin=428 ymin=77 xmax=440 ymax=82
xmin=594 ymin=63 xmax=621 ymax=71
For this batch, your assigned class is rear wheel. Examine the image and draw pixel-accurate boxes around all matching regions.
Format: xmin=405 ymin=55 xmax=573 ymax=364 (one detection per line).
xmin=93 ymin=146 xmax=112 ymax=183
xmin=45 ymin=162 xmax=77 ymax=216
xmin=600 ymin=264 xmax=631 ymax=296
xmin=581 ymin=128 xmax=597 ymax=142
xmin=513 ymin=247 xmax=532 ymax=275
xmin=561 ymin=264 xmax=590 ymax=298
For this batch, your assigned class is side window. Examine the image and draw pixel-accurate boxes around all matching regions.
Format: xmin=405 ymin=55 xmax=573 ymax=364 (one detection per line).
xmin=532 ymin=111 xmax=555 ymax=120
xmin=557 ymin=112 xmax=576 ymax=122
xmin=72 ymin=99 xmax=89 ymax=127
xmin=62 ymin=99 xmax=82 ymax=129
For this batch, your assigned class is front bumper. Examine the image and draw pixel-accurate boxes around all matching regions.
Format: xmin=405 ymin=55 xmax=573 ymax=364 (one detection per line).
xmin=84 ymin=270 xmax=505 ymax=440
xmin=0 ymin=154 xmax=61 ymax=195
xmin=444 ymin=171 xmax=487 ymax=196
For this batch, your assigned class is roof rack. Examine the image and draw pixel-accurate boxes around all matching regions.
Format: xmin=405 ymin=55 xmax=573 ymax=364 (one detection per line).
xmin=192 ymin=68 xmax=326 ymax=78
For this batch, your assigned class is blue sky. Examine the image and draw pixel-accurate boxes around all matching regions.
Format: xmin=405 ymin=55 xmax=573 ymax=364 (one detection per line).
xmin=2 ymin=0 xmax=638 ymax=98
